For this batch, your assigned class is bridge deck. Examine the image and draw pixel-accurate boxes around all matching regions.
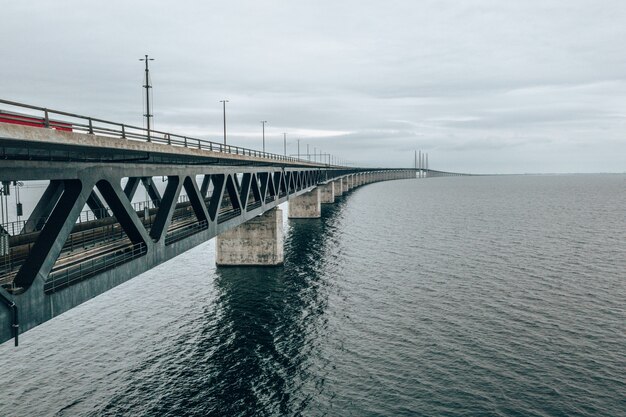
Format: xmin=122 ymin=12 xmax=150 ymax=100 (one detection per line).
xmin=0 ymin=123 xmax=330 ymax=168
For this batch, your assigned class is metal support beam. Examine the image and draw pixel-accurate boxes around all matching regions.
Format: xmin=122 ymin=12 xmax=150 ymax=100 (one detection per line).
xmin=141 ymin=177 xmax=162 ymax=208
xmin=96 ymin=179 xmax=151 ymax=245
xmin=149 ymin=176 xmax=182 ymax=242
xmin=22 ymin=180 xmax=64 ymax=234
xmin=14 ymin=180 xmax=89 ymax=291
xmin=86 ymin=191 xmax=110 ymax=219
xmin=123 ymin=177 xmax=141 ymax=200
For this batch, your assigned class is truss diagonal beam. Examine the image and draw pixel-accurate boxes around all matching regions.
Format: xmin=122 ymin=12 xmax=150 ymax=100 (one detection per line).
xmin=149 ymin=176 xmax=182 ymax=242
xmin=200 ymin=175 xmax=211 ymax=198
xmin=86 ymin=191 xmax=110 ymax=219
xmin=22 ymin=180 xmax=64 ymax=234
xmin=207 ymin=174 xmax=225 ymax=221
xmin=183 ymin=176 xmax=209 ymax=224
xmin=96 ymin=180 xmax=151 ymax=246
xmin=123 ymin=177 xmax=141 ymax=200
xmin=141 ymin=177 xmax=162 ymax=208
xmin=14 ymin=179 xmax=90 ymax=290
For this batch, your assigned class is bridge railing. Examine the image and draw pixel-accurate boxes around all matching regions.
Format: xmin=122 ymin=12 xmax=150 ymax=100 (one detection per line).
xmin=44 ymin=241 xmax=147 ymax=294
xmin=0 ymin=192 xmax=193 ymax=237
xmin=0 ymin=99 xmax=335 ymax=167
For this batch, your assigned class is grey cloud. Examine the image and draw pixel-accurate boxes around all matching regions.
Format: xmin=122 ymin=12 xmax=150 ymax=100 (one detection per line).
xmin=1 ymin=0 xmax=625 ymax=173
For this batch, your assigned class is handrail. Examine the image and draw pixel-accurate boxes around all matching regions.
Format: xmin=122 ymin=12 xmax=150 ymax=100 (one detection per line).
xmin=0 ymin=98 xmax=344 ymax=168
xmin=44 ymin=241 xmax=147 ymax=293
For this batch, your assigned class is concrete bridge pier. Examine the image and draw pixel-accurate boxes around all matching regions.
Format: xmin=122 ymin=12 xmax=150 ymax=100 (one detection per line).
xmin=334 ymin=178 xmax=344 ymax=198
xmin=216 ymin=208 xmax=284 ymax=266
xmin=319 ymin=182 xmax=335 ymax=203
xmin=288 ymin=188 xmax=321 ymax=218
xmin=342 ymin=176 xmax=350 ymax=193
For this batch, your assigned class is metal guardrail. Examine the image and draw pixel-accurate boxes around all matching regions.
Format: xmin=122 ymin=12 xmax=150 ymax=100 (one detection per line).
xmin=0 ymin=193 xmax=186 ymax=236
xmin=44 ymin=242 xmax=147 ymax=294
xmin=0 ymin=98 xmax=338 ymax=167
xmin=164 ymin=220 xmax=208 ymax=245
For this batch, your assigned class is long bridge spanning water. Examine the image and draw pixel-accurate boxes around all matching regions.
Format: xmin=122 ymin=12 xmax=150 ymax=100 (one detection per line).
xmin=0 ymin=100 xmax=465 ymax=346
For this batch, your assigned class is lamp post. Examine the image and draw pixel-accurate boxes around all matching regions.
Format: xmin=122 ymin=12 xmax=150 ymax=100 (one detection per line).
xmin=283 ymin=132 xmax=287 ymax=156
xmin=261 ymin=121 xmax=267 ymax=152
xmin=297 ymin=139 xmax=300 ymax=159
xmin=219 ymin=100 xmax=229 ymax=145
xmin=139 ymin=55 xmax=155 ymax=141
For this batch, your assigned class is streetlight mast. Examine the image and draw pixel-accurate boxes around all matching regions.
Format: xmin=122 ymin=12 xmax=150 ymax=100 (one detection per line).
xmin=261 ymin=121 xmax=267 ymax=152
xmin=283 ymin=132 xmax=287 ymax=156
xmin=220 ymin=100 xmax=229 ymax=145
xmin=139 ymin=54 xmax=155 ymax=140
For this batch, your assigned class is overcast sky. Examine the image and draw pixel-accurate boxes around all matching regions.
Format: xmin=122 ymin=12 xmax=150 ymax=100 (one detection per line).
xmin=1 ymin=1 xmax=625 ymax=173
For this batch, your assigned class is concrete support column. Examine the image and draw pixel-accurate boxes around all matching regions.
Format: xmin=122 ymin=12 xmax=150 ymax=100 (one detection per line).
xmin=216 ymin=208 xmax=284 ymax=266
xmin=334 ymin=179 xmax=343 ymax=197
xmin=288 ymin=188 xmax=321 ymax=218
xmin=320 ymin=182 xmax=335 ymax=203
xmin=342 ymin=176 xmax=350 ymax=192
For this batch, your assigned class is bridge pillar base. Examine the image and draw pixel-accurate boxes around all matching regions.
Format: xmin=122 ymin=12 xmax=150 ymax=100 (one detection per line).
xmin=216 ymin=208 xmax=284 ymax=266
xmin=319 ymin=183 xmax=335 ymax=204
xmin=289 ymin=188 xmax=321 ymax=218
xmin=334 ymin=179 xmax=343 ymax=197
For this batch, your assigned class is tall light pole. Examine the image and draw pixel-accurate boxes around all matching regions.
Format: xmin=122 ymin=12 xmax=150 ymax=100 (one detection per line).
xmin=307 ymin=144 xmax=310 ymax=161
xmin=283 ymin=132 xmax=287 ymax=156
xmin=419 ymin=150 xmax=422 ymax=178
xmin=139 ymin=55 xmax=155 ymax=140
xmin=297 ymin=139 xmax=300 ymax=159
xmin=220 ymin=100 xmax=229 ymax=145
xmin=261 ymin=121 xmax=267 ymax=152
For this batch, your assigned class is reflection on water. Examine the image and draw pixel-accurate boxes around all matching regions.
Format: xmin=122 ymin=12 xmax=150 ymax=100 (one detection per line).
xmin=93 ymin=203 xmax=344 ymax=416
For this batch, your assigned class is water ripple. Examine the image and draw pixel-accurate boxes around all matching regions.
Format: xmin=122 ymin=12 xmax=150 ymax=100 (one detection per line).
xmin=0 ymin=175 xmax=625 ymax=416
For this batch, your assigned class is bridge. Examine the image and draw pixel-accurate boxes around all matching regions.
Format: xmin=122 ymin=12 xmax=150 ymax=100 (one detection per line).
xmin=0 ymin=99 xmax=465 ymax=346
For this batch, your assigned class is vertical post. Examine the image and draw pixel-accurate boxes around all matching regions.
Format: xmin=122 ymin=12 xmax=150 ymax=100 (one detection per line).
xmin=139 ymin=54 xmax=155 ymax=142
xmin=307 ymin=144 xmax=310 ymax=161
xmin=220 ymin=100 xmax=229 ymax=145
xmin=261 ymin=120 xmax=267 ymax=153
xmin=283 ymin=132 xmax=287 ymax=156
xmin=418 ymin=150 xmax=422 ymax=178
xmin=297 ymin=139 xmax=300 ymax=159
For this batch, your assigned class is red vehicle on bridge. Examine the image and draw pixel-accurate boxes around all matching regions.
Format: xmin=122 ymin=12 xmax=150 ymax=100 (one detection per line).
xmin=0 ymin=110 xmax=73 ymax=132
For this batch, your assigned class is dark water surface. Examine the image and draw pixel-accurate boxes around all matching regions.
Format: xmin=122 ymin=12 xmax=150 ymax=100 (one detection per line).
xmin=1 ymin=174 xmax=625 ymax=416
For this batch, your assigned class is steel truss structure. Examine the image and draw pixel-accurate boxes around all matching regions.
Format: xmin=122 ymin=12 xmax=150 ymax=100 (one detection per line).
xmin=0 ymin=158 xmax=411 ymax=345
